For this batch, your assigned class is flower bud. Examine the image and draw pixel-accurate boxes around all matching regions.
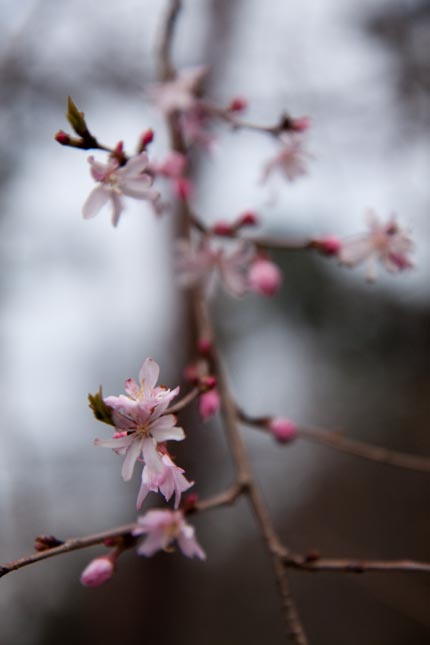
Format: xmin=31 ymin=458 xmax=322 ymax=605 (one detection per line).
xmin=199 ymin=389 xmax=221 ymax=421
xmin=197 ymin=337 xmax=213 ymax=355
xmin=174 ymin=177 xmax=193 ymax=200
xmin=237 ymin=211 xmax=259 ymax=227
xmin=141 ymin=129 xmax=154 ymax=146
xmin=269 ymin=418 xmax=297 ymax=443
xmin=34 ymin=535 xmax=63 ymax=551
xmin=313 ymin=236 xmax=341 ymax=256
xmin=248 ymin=258 xmax=282 ymax=296
xmin=54 ymin=130 xmax=71 ymax=145
xmin=212 ymin=220 xmax=234 ymax=236
xmin=228 ymin=97 xmax=248 ymax=112
xmin=80 ymin=554 xmax=115 ymax=588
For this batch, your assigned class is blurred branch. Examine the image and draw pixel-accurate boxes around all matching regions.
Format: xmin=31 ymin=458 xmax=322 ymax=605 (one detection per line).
xmin=238 ymin=409 xmax=430 ymax=473
xmin=285 ymin=555 xmax=430 ymax=575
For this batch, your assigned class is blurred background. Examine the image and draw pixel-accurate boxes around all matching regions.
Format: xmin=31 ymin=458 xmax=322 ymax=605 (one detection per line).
xmin=0 ymin=0 xmax=429 ymax=643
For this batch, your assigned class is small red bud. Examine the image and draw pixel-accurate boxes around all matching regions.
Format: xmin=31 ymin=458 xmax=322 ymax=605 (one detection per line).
xmin=237 ymin=211 xmax=259 ymax=227
xmin=200 ymin=375 xmax=217 ymax=390
xmin=268 ymin=418 xmax=297 ymax=443
xmin=197 ymin=337 xmax=213 ymax=355
xmin=228 ymin=97 xmax=248 ymax=112
xmin=140 ymin=129 xmax=154 ymax=147
xmin=290 ymin=116 xmax=311 ymax=132
xmin=174 ymin=177 xmax=193 ymax=201
xmin=212 ymin=220 xmax=234 ymax=236
xmin=183 ymin=492 xmax=199 ymax=512
xmin=313 ymin=236 xmax=342 ymax=256
xmin=54 ymin=130 xmax=71 ymax=145
xmin=34 ymin=535 xmax=64 ymax=551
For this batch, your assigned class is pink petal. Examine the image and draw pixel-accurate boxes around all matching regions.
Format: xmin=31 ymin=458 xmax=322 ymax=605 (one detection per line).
xmin=138 ymin=358 xmax=160 ymax=392
xmin=82 ymin=186 xmax=110 ymax=219
xmin=121 ymin=437 xmax=143 ymax=481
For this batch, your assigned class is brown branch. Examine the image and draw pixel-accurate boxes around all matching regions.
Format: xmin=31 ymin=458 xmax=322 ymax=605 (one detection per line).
xmin=0 ymin=485 xmax=244 ymax=580
xmin=237 ymin=408 xmax=430 ymax=474
xmin=158 ymin=0 xmax=182 ymax=81
xmin=202 ymin=101 xmax=284 ymax=136
xmin=166 ymin=386 xmax=199 ymax=414
xmin=285 ymin=555 xmax=430 ymax=575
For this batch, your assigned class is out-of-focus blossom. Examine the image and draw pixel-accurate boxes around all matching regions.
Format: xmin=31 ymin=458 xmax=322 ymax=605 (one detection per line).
xmin=269 ymin=418 xmax=298 ymax=443
xmin=180 ymin=103 xmax=216 ymax=149
xmin=149 ymin=66 xmax=208 ymax=115
xmin=218 ymin=242 xmax=255 ymax=296
xmin=133 ymin=509 xmax=206 ymax=560
xmin=248 ymin=257 xmax=283 ymax=296
xmin=339 ymin=212 xmax=414 ymax=281
xmin=263 ymin=134 xmax=309 ymax=183
xmin=137 ymin=452 xmax=194 ymax=509
xmin=80 ymin=554 xmax=116 ymax=587
xmin=312 ymin=235 xmax=342 ymax=256
xmin=199 ymin=389 xmax=221 ymax=421
xmin=82 ymin=152 xmax=160 ymax=226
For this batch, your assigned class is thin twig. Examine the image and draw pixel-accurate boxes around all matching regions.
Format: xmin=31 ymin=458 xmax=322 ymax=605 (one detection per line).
xmin=0 ymin=485 xmax=244 ymax=580
xmin=285 ymin=555 xmax=430 ymax=575
xmin=238 ymin=408 xmax=430 ymax=474
xmin=166 ymin=386 xmax=199 ymax=414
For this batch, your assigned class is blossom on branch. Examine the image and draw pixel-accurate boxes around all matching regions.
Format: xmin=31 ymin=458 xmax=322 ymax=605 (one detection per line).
xmin=263 ymin=133 xmax=309 ymax=183
xmin=133 ymin=509 xmax=206 ymax=560
xmin=82 ymin=152 xmax=160 ymax=226
xmin=339 ymin=212 xmax=414 ymax=281
xmin=149 ymin=65 xmax=208 ymax=115
xmin=80 ymin=553 xmax=116 ymax=587
xmin=94 ymin=359 xmax=193 ymax=508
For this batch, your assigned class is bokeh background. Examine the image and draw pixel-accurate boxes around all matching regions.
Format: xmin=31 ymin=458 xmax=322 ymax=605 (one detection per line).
xmin=0 ymin=0 xmax=429 ymax=643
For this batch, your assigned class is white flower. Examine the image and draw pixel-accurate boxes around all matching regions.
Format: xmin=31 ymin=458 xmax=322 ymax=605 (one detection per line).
xmin=263 ymin=134 xmax=309 ymax=182
xmin=82 ymin=152 xmax=160 ymax=226
xmin=339 ymin=212 xmax=414 ymax=281
xmin=133 ymin=509 xmax=206 ymax=560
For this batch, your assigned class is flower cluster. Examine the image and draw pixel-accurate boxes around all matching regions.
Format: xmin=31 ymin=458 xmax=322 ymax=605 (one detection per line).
xmin=95 ymin=358 xmax=193 ymax=509
xmin=176 ymin=236 xmax=282 ymax=297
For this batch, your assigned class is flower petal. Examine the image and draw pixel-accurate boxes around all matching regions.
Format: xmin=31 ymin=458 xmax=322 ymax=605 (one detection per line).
xmin=139 ymin=358 xmax=160 ymax=392
xmin=121 ymin=437 xmax=143 ymax=481
xmin=82 ymin=186 xmax=110 ymax=219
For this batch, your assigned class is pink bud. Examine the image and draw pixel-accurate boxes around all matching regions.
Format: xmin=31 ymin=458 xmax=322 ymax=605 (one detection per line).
xmin=54 ymin=130 xmax=70 ymax=145
xmin=212 ymin=220 xmax=234 ymax=236
xmin=248 ymin=258 xmax=283 ymax=296
xmin=314 ymin=236 xmax=341 ymax=256
xmin=141 ymin=128 xmax=154 ymax=146
xmin=228 ymin=97 xmax=248 ymax=112
xmin=290 ymin=116 xmax=311 ymax=132
xmin=174 ymin=177 xmax=193 ymax=200
xmin=237 ymin=211 xmax=259 ymax=227
xmin=269 ymin=418 xmax=297 ymax=443
xmin=184 ymin=363 xmax=200 ymax=383
xmin=200 ymin=375 xmax=217 ymax=390
xmin=199 ymin=389 xmax=221 ymax=421
xmin=80 ymin=555 xmax=115 ymax=588
xmin=197 ymin=337 xmax=213 ymax=355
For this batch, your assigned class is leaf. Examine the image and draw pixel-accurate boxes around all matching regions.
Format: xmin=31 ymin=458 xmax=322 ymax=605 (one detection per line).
xmin=67 ymin=96 xmax=89 ymax=137
xmin=88 ymin=387 xmax=115 ymax=426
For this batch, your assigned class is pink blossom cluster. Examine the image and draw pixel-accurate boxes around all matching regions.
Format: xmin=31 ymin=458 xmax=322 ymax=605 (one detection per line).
xmin=95 ymin=358 xmax=193 ymax=509
xmin=176 ymin=236 xmax=282 ymax=297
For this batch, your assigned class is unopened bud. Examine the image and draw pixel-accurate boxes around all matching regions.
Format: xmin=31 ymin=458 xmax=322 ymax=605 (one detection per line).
xmin=199 ymin=389 xmax=221 ymax=421
xmin=248 ymin=258 xmax=283 ymax=296
xmin=197 ymin=337 xmax=213 ymax=355
xmin=34 ymin=535 xmax=64 ymax=551
xmin=228 ymin=97 xmax=248 ymax=112
xmin=237 ymin=211 xmax=259 ymax=227
xmin=313 ymin=236 xmax=341 ymax=256
xmin=80 ymin=554 xmax=116 ymax=588
xmin=174 ymin=177 xmax=193 ymax=201
xmin=200 ymin=375 xmax=217 ymax=390
xmin=212 ymin=220 xmax=234 ymax=236
xmin=183 ymin=492 xmax=199 ymax=513
xmin=268 ymin=418 xmax=297 ymax=443
xmin=141 ymin=129 xmax=154 ymax=147
xmin=54 ymin=130 xmax=71 ymax=146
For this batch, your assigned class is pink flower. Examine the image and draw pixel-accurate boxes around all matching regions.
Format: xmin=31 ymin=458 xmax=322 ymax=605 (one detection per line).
xmin=339 ymin=212 xmax=414 ymax=281
xmin=137 ymin=452 xmax=194 ymax=509
xmin=176 ymin=237 xmax=260 ymax=297
xmin=133 ymin=509 xmax=206 ymax=560
xmin=248 ymin=258 xmax=283 ymax=296
xmin=199 ymin=389 xmax=221 ymax=421
xmin=80 ymin=554 xmax=116 ymax=587
xmin=94 ymin=359 xmax=191 ymax=507
xmin=151 ymin=151 xmax=187 ymax=179
xmin=180 ymin=102 xmax=216 ymax=149
xmin=82 ymin=153 xmax=160 ymax=226
xmin=149 ymin=66 xmax=208 ymax=115
xmin=269 ymin=418 xmax=297 ymax=443
xmin=263 ymin=134 xmax=309 ymax=182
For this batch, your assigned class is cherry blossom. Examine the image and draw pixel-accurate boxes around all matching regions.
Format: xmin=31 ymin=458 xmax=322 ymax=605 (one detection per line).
xmin=137 ymin=452 xmax=194 ymax=509
xmin=149 ymin=65 xmax=208 ymax=115
xmin=339 ymin=212 xmax=414 ymax=281
xmin=82 ymin=152 xmax=160 ymax=226
xmin=133 ymin=509 xmax=206 ymax=560
xmin=263 ymin=133 xmax=309 ymax=182
xmin=94 ymin=359 xmax=191 ymax=507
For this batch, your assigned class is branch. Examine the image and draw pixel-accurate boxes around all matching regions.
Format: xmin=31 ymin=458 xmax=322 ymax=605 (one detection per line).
xmin=0 ymin=485 xmax=244 ymax=580
xmin=158 ymin=0 xmax=182 ymax=81
xmin=284 ymin=555 xmax=430 ymax=575
xmin=238 ymin=409 xmax=430 ymax=474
